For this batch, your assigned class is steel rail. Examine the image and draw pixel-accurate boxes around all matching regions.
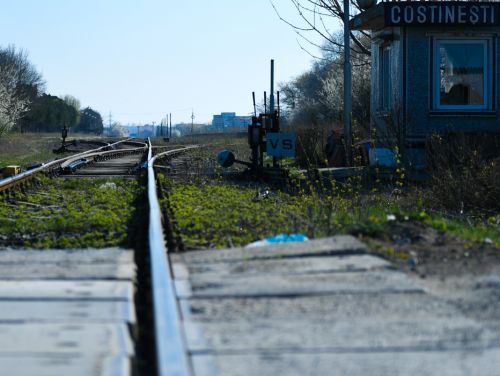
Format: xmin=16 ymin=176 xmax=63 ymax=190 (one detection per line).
xmin=147 ymin=139 xmax=199 ymax=376
xmin=122 ymin=140 xmax=149 ymax=147
xmin=0 ymin=138 xmax=137 ymax=192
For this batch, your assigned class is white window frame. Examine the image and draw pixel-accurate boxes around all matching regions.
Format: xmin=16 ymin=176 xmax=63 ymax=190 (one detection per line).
xmin=433 ymin=38 xmax=489 ymax=111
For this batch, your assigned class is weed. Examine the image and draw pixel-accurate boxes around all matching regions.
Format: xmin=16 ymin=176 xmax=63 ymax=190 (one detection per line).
xmin=160 ymin=174 xmax=411 ymax=249
xmin=159 ymin=171 xmax=500 ymax=250
xmin=0 ymin=177 xmax=142 ymax=249
xmin=426 ymin=133 xmax=500 ymax=214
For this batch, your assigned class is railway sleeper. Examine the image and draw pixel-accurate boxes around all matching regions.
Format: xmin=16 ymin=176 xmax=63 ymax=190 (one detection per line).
xmin=60 ymin=158 xmax=89 ymax=174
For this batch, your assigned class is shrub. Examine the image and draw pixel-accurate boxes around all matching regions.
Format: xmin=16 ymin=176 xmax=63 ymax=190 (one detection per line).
xmin=426 ymin=132 xmax=500 ymax=214
xmin=295 ymin=126 xmax=328 ymax=168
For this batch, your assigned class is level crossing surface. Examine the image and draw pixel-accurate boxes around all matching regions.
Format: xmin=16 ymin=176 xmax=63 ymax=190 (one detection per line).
xmin=172 ymin=235 xmax=500 ymax=376
xmin=0 ymin=248 xmax=135 ymax=376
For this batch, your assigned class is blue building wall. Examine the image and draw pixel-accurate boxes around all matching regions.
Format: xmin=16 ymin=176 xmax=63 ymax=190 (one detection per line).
xmin=372 ymin=26 xmax=500 ymax=140
xmin=370 ymin=25 xmax=499 ymax=170
xmin=353 ymin=1 xmax=500 ymax=171
xmin=371 ymin=27 xmax=404 ymax=143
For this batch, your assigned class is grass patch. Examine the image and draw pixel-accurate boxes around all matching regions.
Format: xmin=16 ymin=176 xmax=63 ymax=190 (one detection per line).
xmin=160 ymin=174 xmax=499 ymax=250
xmin=0 ymin=133 xmax=61 ymax=167
xmin=0 ymin=132 xmax=113 ymax=169
xmin=161 ymin=176 xmax=396 ymax=249
xmin=422 ymin=214 xmax=500 ymax=245
xmin=0 ymin=176 xmax=142 ymax=249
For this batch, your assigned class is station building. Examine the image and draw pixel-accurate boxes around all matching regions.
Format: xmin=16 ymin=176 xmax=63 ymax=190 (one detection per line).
xmin=351 ymin=0 xmax=500 ymax=170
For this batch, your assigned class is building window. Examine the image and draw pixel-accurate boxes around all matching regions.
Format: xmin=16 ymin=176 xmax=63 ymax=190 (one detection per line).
xmin=434 ymin=39 xmax=489 ymax=110
xmin=379 ymin=45 xmax=391 ymax=111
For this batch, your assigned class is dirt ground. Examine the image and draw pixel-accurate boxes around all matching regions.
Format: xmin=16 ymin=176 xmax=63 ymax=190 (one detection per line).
xmin=370 ymin=221 xmax=500 ymax=279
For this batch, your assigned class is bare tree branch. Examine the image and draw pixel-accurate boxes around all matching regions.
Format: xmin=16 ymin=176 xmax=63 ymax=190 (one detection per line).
xmin=270 ymin=0 xmax=371 ymax=58
xmin=350 ymin=31 xmax=370 ymax=55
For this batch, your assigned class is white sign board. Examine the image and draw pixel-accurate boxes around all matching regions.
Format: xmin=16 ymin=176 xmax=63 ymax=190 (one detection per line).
xmin=266 ymin=133 xmax=296 ymax=157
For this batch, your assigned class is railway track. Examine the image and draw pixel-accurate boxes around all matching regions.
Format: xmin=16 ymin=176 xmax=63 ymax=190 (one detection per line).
xmin=60 ymin=148 xmax=146 ymax=178
xmin=0 ymin=138 xmax=198 ymax=375
xmin=3 ymin=138 xmax=500 ymax=375
xmin=0 ymin=138 xmax=146 ymax=192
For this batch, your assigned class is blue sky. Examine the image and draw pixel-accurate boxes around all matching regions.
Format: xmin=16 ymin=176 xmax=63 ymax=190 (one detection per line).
xmin=0 ymin=0 xmax=324 ymax=124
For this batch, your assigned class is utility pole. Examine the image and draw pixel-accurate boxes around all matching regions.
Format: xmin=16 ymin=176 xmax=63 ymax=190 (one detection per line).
xmin=270 ymin=60 xmax=275 ymax=113
xmin=343 ymin=0 xmax=353 ymax=166
xmin=108 ymin=112 xmax=112 ymax=128
xmin=191 ymin=110 xmax=195 ymax=135
xmin=270 ymin=59 xmax=278 ymax=168
xmin=169 ymin=113 xmax=172 ymax=138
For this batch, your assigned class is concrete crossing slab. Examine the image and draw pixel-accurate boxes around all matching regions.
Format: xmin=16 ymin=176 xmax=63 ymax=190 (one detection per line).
xmin=0 ymin=322 xmax=133 ymax=355
xmin=184 ymin=318 xmax=497 ymax=353
xmin=191 ymin=349 xmax=500 ymax=376
xmin=176 ymin=270 xmax=424 ymax=298
xmin=173 ymin=235 xmax=500 ymax=375
xmin=0 ymin=280 xmax=133 ymax=300
xmin=173 ymin=254 xmax=391 ymax=278
xmin=0 ymin=263 xmax=135 ymax=280
xmin=0 ymin=248 xmax=134 ymax=265
xmin=181 ymin=294 xmax=460 ymax=322
xmin=0 ymin=247 xmax=136 ymax=376
xmin=0 ymin=300 xmax=135 ymax=323
xmin=0 ymin=353 xmax=130 ymax=376
xmin=171 ymin=235 xmax=368 ymax=264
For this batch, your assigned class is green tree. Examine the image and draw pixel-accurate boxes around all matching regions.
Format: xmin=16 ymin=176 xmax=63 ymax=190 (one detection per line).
xmin=22 ymin=94 xmax=79 ymax=132
xmin=76 ymin=107 xmax=103 ymax=134
xmin=63 ymin=95 xmax=81 ymax=125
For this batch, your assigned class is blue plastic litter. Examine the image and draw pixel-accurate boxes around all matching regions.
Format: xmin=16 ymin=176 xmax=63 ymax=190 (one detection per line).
xmin=246 ymin=233 xmax=309 ymax=248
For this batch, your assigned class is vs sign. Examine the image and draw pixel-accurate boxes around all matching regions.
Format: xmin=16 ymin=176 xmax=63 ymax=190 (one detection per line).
xmin=266 ymin=133 xmax=296 ymax=158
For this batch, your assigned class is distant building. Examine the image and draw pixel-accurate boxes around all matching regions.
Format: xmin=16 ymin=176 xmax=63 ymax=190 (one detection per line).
xmin=128 ymin=125 xmax=155 ymax=137
xmin=126 ymin=126 xmax=138 ymax=137
xmin=212 ymin=112 xmax=251 ymax=129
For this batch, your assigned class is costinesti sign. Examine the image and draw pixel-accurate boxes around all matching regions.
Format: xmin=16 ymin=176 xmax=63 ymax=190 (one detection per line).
xmin=385 ymin=2 xmax=500 ymax=26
